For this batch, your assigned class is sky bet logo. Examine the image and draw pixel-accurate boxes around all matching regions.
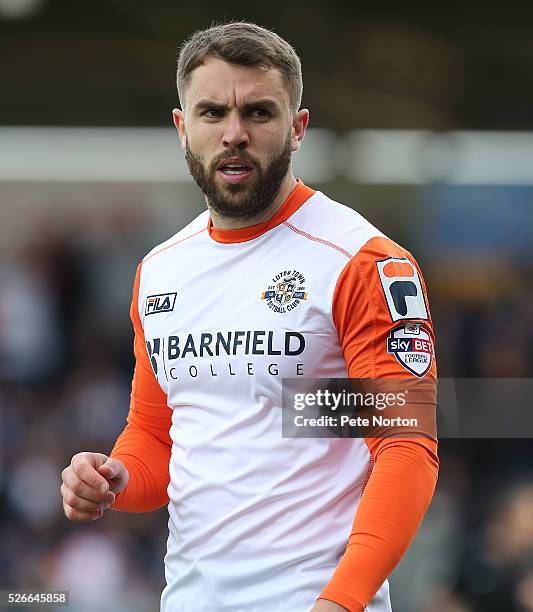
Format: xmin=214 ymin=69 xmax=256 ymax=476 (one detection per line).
xmin=387 ymin=323 xmax=433 ymax=376
xmin=145 ymin=292 xmax=177 ymax=316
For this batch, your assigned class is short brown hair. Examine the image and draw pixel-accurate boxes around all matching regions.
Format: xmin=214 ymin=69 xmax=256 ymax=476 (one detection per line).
xmin=177 ymin=22 xmax=303 ymax=113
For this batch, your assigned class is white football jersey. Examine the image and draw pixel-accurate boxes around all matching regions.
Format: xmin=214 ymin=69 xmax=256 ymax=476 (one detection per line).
xmin=117 ymin=180 xmax=436 ymax=611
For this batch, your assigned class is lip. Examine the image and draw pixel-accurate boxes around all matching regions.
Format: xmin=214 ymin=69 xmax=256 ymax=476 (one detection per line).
xmin=216 ymin=166 xmax=255 ymax=184
xmin=216 ymin=156 xmax=253 ymax=170
xmin=216 ymin=156 xmax=255 ymax=184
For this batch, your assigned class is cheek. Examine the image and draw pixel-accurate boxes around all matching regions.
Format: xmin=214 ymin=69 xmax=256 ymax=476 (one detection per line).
xmin=255 ymin=125 xmax=288 ymax=153
xmin=187 ymin=125 xmax=221 ymax=153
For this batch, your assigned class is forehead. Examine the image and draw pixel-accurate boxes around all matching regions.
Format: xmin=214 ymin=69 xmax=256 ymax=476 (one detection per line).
xmin=184 ymin=56 xmax=289 ymax=108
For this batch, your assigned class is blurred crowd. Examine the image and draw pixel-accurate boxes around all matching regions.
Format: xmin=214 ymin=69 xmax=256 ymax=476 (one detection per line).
xmin=0 ymin=184 xmax=532 ymax=612
xmin=0 ymin=203 xmax=167 ymax=611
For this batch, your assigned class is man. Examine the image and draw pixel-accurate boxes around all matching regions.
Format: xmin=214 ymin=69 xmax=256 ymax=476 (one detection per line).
xmin=60 ymin=22 xmax=438 ymax=612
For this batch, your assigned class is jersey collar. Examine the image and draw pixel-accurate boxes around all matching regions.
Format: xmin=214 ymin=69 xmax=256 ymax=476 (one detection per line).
xmin=207 ymin=179 xmax=315 ymax=244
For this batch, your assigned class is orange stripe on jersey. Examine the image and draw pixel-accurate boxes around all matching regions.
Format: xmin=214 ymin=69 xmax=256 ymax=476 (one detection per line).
xmin=110 ymin=262 xmax=172 ymax=512
xmin=143 ymin=227 xmax=207 ymax=264
xmin=283 ymin=220 xmax=353 ymax=259
xmin=207 ymin=179 xmax=315 ymax=243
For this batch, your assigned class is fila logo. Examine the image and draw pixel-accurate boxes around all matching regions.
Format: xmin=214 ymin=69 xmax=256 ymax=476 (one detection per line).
xmin=376 ymin=258 xmax=428 ymax=322
xmin=145 ymin=292 xmax=177 ymax=316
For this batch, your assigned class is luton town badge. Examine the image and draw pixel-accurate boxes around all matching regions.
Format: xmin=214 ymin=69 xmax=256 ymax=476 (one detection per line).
xmin=261 ymin=270 xmax=308 ymax=314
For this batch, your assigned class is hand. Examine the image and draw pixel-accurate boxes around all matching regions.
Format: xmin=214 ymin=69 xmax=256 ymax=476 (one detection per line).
xmin=60 ymin=452 xmax=128 ymax=522
xmin=310 ymin=599 xmax=351 ymax=612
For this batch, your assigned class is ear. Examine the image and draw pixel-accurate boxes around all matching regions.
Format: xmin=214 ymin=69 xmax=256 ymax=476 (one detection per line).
xmin=172 ymin=108 xmax=187 ymax=150
xmin=290 ymin=109 xmax=310 ymax=153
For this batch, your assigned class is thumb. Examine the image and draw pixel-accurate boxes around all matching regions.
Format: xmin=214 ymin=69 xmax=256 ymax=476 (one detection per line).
xmin=98 ymin=458 xmax=121 ymax=480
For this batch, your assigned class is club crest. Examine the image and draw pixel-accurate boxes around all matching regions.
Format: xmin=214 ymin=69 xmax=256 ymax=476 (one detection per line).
xmin=261 ymin=270 xmax=308 ymax=314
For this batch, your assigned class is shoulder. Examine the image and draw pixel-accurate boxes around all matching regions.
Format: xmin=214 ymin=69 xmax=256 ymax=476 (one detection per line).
xmin=295 ymin=190 xmax=431 ymax=323
xmin=292 ymin=189 xmax=418 ymax=263
xmin=287 ymin=189 xmax=394 ymax=260
xmin=141 ymin=209 xmax=209 ymax=268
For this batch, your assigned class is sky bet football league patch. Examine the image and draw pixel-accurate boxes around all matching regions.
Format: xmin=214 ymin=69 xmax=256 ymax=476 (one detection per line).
xmin=387 ymin=323 xmax=433 ymax=376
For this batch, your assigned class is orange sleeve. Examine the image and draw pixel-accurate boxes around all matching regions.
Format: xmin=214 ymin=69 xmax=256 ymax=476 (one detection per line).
xmin=319 ymin=236 xmax=439 ymax=611
xmin=109 ymin=263 xmax=172 ymax=512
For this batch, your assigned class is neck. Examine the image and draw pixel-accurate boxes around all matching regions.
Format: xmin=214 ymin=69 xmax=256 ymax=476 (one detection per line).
xmin=208 ymin=173 xmax=297 ymax=230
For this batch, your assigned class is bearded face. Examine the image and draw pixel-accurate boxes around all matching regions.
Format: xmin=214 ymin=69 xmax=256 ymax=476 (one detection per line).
xmin=185 ymin=131 xmax=292 ymax=220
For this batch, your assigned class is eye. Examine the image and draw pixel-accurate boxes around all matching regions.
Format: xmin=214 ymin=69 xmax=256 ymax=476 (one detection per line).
xmin=201 ymin=108 xmax=224 ymax=119
xmin=250 ymin=108 xmax=271 ymax=119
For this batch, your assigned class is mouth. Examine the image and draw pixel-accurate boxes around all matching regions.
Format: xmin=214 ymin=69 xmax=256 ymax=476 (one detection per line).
xmin=216 ymin=157 xmax=255 ymax=184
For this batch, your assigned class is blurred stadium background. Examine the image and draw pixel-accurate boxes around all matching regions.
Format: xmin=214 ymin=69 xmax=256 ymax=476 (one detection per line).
xmin=1 ymin=3 xmax=533 ymax=611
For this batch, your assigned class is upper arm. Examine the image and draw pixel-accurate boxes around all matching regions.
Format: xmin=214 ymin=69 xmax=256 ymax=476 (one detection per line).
xmin=332 ymin=236 xmax=437 ymax=458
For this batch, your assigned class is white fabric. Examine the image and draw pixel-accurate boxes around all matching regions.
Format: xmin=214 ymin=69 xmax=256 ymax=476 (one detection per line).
xmin=138 ymin=191 xmax=392 ymax=611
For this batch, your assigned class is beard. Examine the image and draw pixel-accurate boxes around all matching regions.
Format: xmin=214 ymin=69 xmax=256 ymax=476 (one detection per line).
xmin=185 ymin=133 xmax=292 ymax=220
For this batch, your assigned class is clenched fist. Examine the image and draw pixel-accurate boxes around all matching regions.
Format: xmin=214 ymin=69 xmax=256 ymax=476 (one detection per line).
xmin=60 ymin=452 xmax=128 ymax=522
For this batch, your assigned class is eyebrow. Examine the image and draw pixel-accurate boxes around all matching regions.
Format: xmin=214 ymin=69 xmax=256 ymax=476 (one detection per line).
xmin=193 ymin=98 xmax=281 ymax=113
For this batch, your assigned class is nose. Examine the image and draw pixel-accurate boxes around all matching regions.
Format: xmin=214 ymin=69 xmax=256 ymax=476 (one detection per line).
xmin=222 ymin=112 xmax=250 ymax=149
